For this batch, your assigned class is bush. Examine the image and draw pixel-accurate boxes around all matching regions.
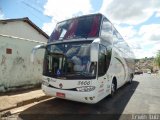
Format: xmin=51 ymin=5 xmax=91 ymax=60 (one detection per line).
xmin=155 ymin=51 xmax=160 ymax=68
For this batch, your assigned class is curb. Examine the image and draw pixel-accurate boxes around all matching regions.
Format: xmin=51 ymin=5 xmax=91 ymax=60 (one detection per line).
xmin=0 ymin=95 xmax=51 ymax=113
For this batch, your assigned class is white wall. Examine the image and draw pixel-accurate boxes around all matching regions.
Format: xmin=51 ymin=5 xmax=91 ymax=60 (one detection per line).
xmin=0 ymin=21 xmax=47 ymax=42
xmin=0 ymin=35 xmax=45 ymax=92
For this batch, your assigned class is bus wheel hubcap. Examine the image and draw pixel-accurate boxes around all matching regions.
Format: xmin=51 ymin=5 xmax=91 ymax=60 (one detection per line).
xmin=111 ymin=83 xmax=115 ymax=93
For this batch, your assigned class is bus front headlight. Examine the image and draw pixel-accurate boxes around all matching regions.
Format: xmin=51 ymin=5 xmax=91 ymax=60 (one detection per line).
xmin=76 ymin=86 xmax=95 ymax=92
xmin=42 ymin=81 xmax=49 ymax=86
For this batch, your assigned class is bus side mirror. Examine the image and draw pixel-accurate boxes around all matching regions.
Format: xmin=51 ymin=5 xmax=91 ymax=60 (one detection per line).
xmin=31 ymin=44 xmax=46 ymax=63
xmin=90 ymin=43 xmax=99 ymax=62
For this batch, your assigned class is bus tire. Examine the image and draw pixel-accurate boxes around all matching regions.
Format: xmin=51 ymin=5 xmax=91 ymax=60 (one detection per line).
xmin=110 ymin=78 xmax=117 ymax=97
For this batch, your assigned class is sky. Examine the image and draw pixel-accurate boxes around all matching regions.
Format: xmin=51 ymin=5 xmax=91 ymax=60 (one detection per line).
xmin=0 ymin=0 xmax=160 ymax=59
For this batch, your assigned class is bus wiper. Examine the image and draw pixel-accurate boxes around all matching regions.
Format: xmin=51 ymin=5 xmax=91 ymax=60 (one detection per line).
xmin=73 ymin=34 xmax=88 ymax=39
xmin=80 ymin=72 xmax=89 ymax=76
xmin=48 ymin=52 xmax=66 ymax=57
xmin=62 ymin=34 xmax=88 ymax=40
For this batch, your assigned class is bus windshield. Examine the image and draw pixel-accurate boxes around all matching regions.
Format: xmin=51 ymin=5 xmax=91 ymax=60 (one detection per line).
xmin=49 ymin=14 xmax=102 ymax=42
xmin=43 ymin=42 xmax=97 ymax=80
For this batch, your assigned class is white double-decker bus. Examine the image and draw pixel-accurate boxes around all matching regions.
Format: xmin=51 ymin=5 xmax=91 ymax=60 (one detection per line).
xmin=32 ymin=13 xmax=135 ymax=104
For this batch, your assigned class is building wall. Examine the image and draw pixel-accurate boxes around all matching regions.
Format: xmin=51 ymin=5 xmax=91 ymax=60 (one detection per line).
xmin=0 ymin=21 xmax=47 ymax=42
xmin=0 ymin=35 xmax=45 ymax=92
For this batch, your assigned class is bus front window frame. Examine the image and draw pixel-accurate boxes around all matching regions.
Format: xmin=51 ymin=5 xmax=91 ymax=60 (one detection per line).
xmin=43 ymin=41 xmax=97 ymax=80
xmin=49 ymin=15 xmax=102 ymax=42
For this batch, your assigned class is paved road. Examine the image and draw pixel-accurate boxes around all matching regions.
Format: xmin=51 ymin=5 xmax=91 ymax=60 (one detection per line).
xmin=2 ymin=74 xmax=160 ymax=120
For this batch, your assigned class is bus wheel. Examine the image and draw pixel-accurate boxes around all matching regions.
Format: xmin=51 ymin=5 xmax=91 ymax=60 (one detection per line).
xmin=111 ymin=79 xmax=117 ymax=97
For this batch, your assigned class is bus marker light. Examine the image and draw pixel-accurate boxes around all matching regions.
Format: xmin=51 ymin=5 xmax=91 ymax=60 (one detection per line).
xmin=56 ymin=92 xmax=65 ymax=98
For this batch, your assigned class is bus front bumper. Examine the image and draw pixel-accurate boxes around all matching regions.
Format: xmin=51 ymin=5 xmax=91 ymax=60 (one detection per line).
xmin=42 ymin=84 xmax=98 ymax=104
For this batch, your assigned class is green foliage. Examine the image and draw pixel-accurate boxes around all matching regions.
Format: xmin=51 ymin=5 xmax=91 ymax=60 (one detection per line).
xmin=155 ymin=51 xmax=160 ymax=68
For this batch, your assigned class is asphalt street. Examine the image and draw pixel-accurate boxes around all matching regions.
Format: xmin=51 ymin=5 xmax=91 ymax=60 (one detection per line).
xmin=1 ymin=74 xmax=160 ymax=120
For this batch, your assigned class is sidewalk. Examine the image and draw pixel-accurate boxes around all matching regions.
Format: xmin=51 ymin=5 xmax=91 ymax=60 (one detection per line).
xmin=0 ymin=89 xmax=51 ymax=112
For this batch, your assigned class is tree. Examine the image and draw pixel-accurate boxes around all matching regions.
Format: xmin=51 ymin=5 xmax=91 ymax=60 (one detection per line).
xmin=155 ymin=51 xmax=160 ymax=68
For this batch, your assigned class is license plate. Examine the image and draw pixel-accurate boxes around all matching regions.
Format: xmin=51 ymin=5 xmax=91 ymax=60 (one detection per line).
xmin=56 ymin=92 xmax=65 ymax=98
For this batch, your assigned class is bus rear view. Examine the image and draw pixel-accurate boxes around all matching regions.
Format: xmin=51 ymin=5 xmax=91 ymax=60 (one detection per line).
xmin=31 ymin=13 xmax=135 ymax=104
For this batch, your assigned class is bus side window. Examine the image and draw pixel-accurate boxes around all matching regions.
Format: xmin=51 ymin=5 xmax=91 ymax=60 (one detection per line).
xmin=98 ymin=44 xmax=112 ymax=77
xmin=98 ymin=45 xmax=107 ymax=77
xmin=106 ymin=46 xmax=112 ymax=70
xmin=101 ymin=18 xmax=112 ymax=43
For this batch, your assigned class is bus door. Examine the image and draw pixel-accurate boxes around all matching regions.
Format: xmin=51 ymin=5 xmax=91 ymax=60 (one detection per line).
xmin=97 ymin=45 xmax=110 ymax=97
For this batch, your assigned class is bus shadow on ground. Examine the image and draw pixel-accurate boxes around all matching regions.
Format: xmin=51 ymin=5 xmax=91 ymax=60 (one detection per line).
xmin=19 ymin=81 xmax=139 ymax=120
